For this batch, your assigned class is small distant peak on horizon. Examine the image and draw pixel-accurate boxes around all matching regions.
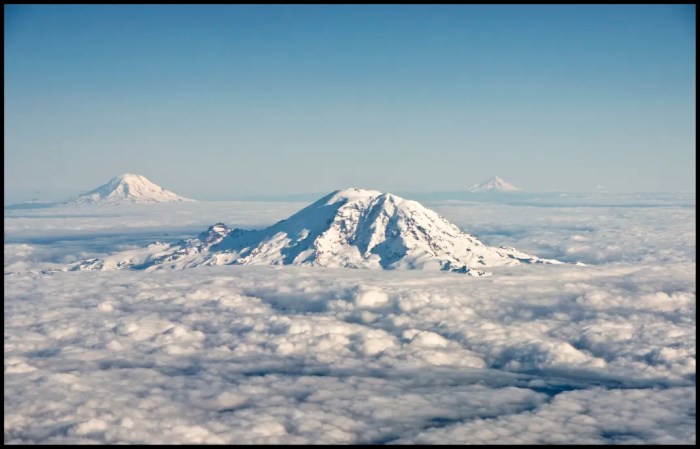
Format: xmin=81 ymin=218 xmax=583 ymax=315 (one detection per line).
xmin=68 ymin=173 xmax=195 ymax=205
xmin=467 ymin=176 xmax=522 ymax=193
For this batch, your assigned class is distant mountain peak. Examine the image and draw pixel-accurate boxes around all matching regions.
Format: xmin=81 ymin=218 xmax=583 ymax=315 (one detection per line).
xmin=467 ymin=176 xmax=522 ymax=193
xmin=68 ymin=173 xmax=194 ymax=205
xmin=67 ymin=188 xmax=562 ymax=275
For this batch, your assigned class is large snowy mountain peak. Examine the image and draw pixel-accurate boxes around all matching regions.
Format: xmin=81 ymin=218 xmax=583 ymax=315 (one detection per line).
xmin=68 ymin=188 xmax=562 ymax=275
xmin=467 ymin=176 xmax=522 ymax=193
xmin=68 ymin=173 xmax=194 ymax=205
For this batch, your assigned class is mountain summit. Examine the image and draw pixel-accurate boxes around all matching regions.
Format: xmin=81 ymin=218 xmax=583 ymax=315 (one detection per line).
xmin=68 ymin=174 xmax=194 ymax=205
xmin=467 ymin=176 xmax=522 ymax=193
xmin=69 ymin=188 xmax=561 ymax=275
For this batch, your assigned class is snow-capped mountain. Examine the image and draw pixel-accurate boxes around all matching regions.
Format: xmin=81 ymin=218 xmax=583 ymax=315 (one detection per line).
xmin=67 ymin=174 xmax=194 ymax=205
xmin=467 ymin=176 xmax=522 ymax=193
xmin=68 ymin=188 xmax=561 ymax=276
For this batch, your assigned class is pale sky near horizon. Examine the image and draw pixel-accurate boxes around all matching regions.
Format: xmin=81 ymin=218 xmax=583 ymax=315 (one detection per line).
xmin=4 ymin=4 xmax=696 ymax=202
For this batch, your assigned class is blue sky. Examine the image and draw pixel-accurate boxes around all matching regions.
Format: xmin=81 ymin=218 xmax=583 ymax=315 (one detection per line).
xmin=4 ymin=4 xmax=696 ymax=201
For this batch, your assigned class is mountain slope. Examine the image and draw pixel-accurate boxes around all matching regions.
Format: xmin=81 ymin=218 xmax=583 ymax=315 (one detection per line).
xmin=68 ymin=188 xmax=562 ymax=275
xmin=467 ymin=176 xmax=522 ymax=193
xmin=67 ymin=174 xmax=194 ymax=205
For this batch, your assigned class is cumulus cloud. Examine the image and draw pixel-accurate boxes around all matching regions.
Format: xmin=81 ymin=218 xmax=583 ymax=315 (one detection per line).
xmin=396 ymin=386 xmax=696 ymax=444
xmin=4 ymin=262 xmax=696 ymax=444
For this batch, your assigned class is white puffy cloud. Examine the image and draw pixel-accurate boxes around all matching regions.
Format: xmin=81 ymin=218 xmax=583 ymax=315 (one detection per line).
xmin=397 ymin=386 xmax=696 ymax=444
xmin=4 ymin=262 xmax=695 ymax=444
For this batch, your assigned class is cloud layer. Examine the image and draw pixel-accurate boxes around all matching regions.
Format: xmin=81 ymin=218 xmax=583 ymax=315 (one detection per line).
xmin=4 ymin=262 xmax=695 ymax=444
xmin=4 ymin=196 xmax=696 ymax=444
